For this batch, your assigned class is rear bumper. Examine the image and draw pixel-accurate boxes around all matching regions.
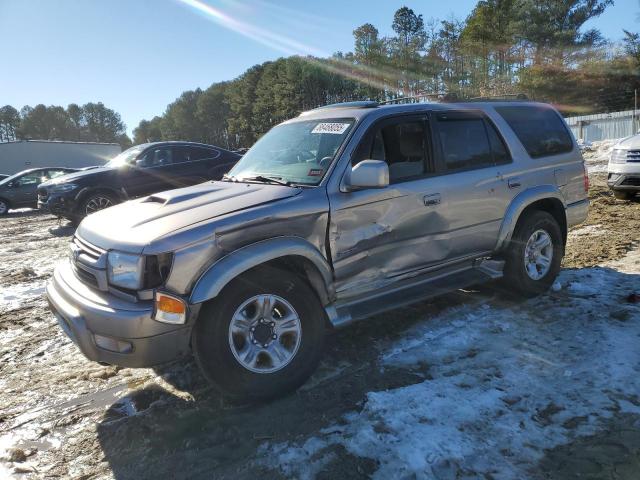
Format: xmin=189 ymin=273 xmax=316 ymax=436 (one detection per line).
xmin=47 ymin=262 xmax=192 ymax=367
xmin=566 ymin=198 xmax=589 ymax=228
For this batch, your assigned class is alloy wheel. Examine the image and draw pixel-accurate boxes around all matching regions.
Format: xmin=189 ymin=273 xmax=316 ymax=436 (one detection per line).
xmin=228 ymin=294 xmax=302 ymax=374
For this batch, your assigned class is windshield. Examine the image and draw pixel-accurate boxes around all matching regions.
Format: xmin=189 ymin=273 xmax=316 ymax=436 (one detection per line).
xmin=228 ymin=118 xmax=355 ymax=185
xmin=106 ymin=146 xmax=145 ymax=167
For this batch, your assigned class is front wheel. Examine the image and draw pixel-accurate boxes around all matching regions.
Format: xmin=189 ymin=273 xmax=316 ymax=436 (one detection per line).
xmin=80 ymin=192 xmax=118 ymax=217
xmin=0 ymin=199 xmax=8 ymax=216
xmin=193 ymin=266 xmax=326 ymax=402
xmin=502 ymin=211 xmax=563 ymax=297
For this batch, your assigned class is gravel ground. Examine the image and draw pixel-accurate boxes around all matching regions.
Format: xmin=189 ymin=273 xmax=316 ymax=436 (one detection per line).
xmin=1 ymin=173 xmax=639 ymax=479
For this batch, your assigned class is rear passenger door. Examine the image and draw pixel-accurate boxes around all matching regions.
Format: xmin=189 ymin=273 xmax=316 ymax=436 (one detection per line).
xmin=431 ymin=110 xmax=516 ymax=259
xmin=188 ymin=146 xmax=229 ymax=180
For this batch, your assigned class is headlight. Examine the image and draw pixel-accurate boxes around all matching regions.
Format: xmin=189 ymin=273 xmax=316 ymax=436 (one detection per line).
xmin=49 ymin=183 xmax=79 ymax=193
xmin=107 ymin=251 xmax=144 ymax=289
xmin=610 ymin=149 xmax=627 ymax=164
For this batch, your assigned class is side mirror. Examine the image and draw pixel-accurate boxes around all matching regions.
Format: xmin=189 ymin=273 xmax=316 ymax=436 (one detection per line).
xmin=135 ymin=158 xmax=148 ymax=168
xmin=348 ymin=160 xmax=389 ymax=190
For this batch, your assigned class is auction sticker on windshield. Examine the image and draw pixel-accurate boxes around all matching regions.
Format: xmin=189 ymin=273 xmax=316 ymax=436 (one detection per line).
xmin=311 ymin=122 xmax=351 ymax=135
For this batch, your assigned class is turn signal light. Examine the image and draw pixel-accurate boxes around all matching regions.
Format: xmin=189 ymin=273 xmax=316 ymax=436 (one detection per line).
xmin=154 ymin=293 xmax=187 ymax=324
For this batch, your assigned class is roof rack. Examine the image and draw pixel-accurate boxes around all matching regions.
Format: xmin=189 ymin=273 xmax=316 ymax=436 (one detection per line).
xmin=312 ymin=101 xmax=379 ymax=110
xmin=464 ymin=93 xmax=529 ymax=102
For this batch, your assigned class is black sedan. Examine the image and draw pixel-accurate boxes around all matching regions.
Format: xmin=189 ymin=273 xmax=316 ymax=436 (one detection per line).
xmin=38 ymin=141 xmax=240 ymax=222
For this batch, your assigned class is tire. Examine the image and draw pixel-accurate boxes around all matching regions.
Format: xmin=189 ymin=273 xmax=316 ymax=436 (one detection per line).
xmin=79 ymin=191 xmax=118 ymax=218
xmin=502 ymin=210 xmax=563 ymax=297
xmin=193 ymin=266 xmax=326 ymax=402
xmin=0 ymin=199 xmax=8 ymax=216
xmin=613 ymin=190 xmax=635 ymax=201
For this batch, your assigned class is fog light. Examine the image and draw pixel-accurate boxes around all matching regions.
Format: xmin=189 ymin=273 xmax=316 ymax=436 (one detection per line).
xmin=94 ymin=334 xmax=133 ymax=353
xmin=154 ymin=292 xmax=187 ymax=324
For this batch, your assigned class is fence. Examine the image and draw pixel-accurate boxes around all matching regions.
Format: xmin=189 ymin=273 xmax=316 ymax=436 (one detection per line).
xmin=565 ymin=109 xmax=639 ymax=142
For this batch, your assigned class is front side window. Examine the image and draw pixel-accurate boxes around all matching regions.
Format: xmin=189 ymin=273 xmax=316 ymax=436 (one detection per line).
xmin=228 ymin=118 xmax=355 ymax=185
xmin=495 ymin=105 xmax=573 ymax=158
xmin=14 ymin=172 xmax=45 ymax=186
xmin=140 ymin=147 xmax=173 ymax=167
xmin=46 ymin=169 xmax=71 ymax=179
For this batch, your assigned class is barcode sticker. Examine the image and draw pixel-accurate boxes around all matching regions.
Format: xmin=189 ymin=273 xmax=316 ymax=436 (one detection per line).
xmin=311 ymin=123 xmax=350 ymax=135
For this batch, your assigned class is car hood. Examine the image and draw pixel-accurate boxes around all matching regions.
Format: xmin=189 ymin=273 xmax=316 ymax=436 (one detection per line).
xmin=617 ymin=134 xmax=640 ymax=150
xmin=76 ymin=181 xmax=302 ymax=252
xmin=40 ymin=166 xmax=115 ymax=187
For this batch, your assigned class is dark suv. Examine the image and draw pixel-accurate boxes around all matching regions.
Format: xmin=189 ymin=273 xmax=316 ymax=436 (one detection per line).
xmin=38 ymin=141 xmax=240 ymax=221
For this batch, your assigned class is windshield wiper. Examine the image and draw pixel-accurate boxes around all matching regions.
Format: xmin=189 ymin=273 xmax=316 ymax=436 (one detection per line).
xmin=221 ymin=173 xmax=236 ymax=182
xmin=240 ymin=175 xmax=293 ymax=187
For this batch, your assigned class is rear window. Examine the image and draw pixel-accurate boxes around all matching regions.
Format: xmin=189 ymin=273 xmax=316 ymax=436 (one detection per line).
xmin=495 ymin=106 xmax=573 ymax=158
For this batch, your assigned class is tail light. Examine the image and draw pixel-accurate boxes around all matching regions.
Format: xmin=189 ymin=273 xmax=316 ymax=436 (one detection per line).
xmin=583 ymin=163 xmax=589 ymax=193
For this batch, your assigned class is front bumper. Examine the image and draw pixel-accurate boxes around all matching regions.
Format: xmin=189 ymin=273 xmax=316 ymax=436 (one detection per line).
xmin=47 ymin=261 xmax=192 ymax=367
xmin=607 ymin=173 xmax=640 ymax=191
xmin=38 ymin=192 xmax=78 ymax=217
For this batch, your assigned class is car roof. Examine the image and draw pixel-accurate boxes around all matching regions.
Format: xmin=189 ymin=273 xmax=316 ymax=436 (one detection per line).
xmin=291 ymin=100 xmax=554 ymax=123
xmin=133 ymin=141 xmax=239 ymax=155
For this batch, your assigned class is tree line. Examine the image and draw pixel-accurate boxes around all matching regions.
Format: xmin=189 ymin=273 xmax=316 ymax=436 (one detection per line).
xmin=0 ymin=102 xmax=131 ymax=148
xmin=3 ymin=1 xmax=638 ymax=151
xmin=133 ymin=0 xmax=640 ymax=149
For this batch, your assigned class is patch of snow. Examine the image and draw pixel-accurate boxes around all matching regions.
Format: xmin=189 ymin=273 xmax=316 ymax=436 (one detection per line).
xmin=265 ymin=253 xmax=640 ymax=479
xmin=580 ymin=139 xmax=620 ymax=173
xmin=0 ymin=282 xmax=46 ymax=311
xmin=568 ymin=224 xmax=606 ymax=238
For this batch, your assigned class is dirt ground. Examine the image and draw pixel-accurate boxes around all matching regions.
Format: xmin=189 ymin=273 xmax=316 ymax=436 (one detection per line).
xmin=1 ymin=173 xmax=639 ymax=479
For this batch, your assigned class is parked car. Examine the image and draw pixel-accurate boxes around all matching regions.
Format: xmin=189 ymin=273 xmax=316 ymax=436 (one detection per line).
xmin=38 ymin=141 xmax=241 ymax=222
xmin=0 ymin=167 xmax=77 ymax=215
xmin=47 ymin=101 xmax=588 ymax=401
xmin=608 ymin=134 xmax=640 ymax=200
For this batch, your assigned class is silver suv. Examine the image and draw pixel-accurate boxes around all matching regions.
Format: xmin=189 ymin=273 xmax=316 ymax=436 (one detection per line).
xmin=47 ymin=101 xmax=589 ymax=401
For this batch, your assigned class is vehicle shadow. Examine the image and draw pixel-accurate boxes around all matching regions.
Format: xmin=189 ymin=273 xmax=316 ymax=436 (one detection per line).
xmin=48 ymin=220 xmax=76 ymax=237
xmin=95 ymin=288 xmax=488 ymax=479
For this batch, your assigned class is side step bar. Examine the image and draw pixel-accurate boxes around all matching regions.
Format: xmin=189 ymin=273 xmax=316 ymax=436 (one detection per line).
xmin=326 ymin=259 xmax=504 ymax=328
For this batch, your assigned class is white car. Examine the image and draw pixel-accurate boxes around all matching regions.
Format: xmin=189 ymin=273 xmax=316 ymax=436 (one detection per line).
xmin=608 ymin=134 xmax=640 ymax=200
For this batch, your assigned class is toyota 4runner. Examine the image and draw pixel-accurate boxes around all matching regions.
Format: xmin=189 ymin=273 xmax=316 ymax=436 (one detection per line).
xmin=47 ymin=101 xmax=589 ymax=401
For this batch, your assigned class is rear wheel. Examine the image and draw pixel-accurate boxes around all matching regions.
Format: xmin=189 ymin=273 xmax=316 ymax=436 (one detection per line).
xmin=502 ymin=211 xmax=563 ymax=297
xmin=80 ymin=192 xmax=118 ymax=217
xmin=193 ymin=266 xmax=325 ymax=402
xmin=613 ymin=190 xmax=635 ymax=201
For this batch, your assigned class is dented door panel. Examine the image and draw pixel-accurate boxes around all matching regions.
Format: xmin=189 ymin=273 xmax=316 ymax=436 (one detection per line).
xmin=329 ymin=179 xmax=450 ymax=295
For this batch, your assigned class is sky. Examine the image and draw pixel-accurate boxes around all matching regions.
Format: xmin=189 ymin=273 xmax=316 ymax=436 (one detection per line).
xmin=1 ymin=0 xmax=639 ymax=136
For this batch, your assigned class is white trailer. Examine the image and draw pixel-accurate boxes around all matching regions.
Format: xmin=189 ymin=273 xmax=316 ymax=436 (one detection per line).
xmin=0 ymin=140 xmax=121 ymax=175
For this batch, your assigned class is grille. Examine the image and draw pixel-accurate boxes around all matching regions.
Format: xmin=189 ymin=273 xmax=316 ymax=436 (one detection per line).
xmin=74 ymin=236 xmax=104 ymax=260
xmin=70 ymin=235 xmax=107 ymax=290
xmin=627 ymin=150 xmax=640 ymax=162
xmin=621 ymin=177 xmax=640 ymax=186
xmin=72 ymin=264 xmax=99 ymax=288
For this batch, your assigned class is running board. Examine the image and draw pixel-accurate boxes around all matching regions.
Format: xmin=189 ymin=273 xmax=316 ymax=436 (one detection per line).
xmin=326 ymin=259 xmax=503 ymax=328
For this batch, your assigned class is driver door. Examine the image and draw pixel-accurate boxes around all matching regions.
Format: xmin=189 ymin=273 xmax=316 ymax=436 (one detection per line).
xmin=328 ymin=113 xmax=451 ymax=296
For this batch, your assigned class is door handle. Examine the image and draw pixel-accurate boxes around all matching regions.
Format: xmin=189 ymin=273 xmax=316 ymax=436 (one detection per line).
xmin=508 ymin=177 xmax=521 ymax=189
xmin=423 ymin=193 xmax=441 ymax=206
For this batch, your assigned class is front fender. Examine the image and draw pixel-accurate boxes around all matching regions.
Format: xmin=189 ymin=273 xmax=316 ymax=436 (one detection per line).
xmin=494 ymin=184 xmax=566 ymax=251
xmin=189 ymin=236 xmax=334 ymax=305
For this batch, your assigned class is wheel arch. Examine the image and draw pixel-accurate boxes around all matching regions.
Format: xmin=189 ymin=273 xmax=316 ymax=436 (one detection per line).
xmin=495 ymin=185 xmax=568 ymax=251
xmin=0 ymin=196 xmax=11 ymax=212
xmin=189 ymin=237 xmax=335 ymax=307
xmin=74 ymin=186 xmax=124 ymax=208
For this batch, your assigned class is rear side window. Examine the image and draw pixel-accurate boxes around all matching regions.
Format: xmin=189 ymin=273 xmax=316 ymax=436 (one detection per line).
xmin=436 ymin=116 xmax=493 ymax=171
xmin=495 ymin=106 xmax=573 ymax=158
xmin=190 ymin=147 xmax=220 ymax=161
